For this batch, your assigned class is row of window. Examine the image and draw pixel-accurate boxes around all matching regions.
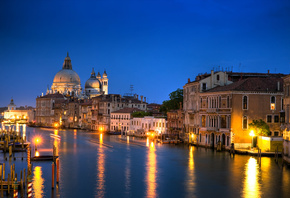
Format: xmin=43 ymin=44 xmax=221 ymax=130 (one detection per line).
xmin=243 ymin=95 xmax=281 ymax=111
xmin=200 ymin=96 xmax=231 ymax=109
xmin=242 ymin=115 xmax=281 ymax=130
xmin=111 ymin=114 xmax=130 ymax=120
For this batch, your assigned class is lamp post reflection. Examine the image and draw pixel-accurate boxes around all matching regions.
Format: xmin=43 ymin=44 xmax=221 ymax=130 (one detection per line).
xmin=187 ymin=146 xmax=196 ymax=195
xmin=54 ymin=130 xmax=59 ymax=157
xmin=23 ymin=124 xmax=26 ymax=140
xmin=146 ymin=141 xmax=157 ymax=198
xmin=32 ymin=166 xmax=45 ymax=198
xmin=96 ymin=133 xmax=105 ymax=197
xmin=243 ymin=157 xmax=261 ymax=198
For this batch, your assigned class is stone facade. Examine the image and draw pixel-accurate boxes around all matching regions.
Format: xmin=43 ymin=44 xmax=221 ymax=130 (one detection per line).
xmin=91 ymin=94 xmax=147 ymax=132
xmin=129 ymin=116 xmax=167 ymax=136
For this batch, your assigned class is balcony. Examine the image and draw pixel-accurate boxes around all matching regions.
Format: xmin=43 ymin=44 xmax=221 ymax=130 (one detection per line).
xmin=200 ymin=127 xmax=218 ymax=132
xmin=206 ymin=108 xmax=218 ymax=113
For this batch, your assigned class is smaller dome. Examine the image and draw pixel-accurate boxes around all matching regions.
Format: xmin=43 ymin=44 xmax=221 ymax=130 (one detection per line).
xmin=85 ymin=78 xmax=101 ymax=89
xmin=85 ymin=68 xmax=101 ymax=89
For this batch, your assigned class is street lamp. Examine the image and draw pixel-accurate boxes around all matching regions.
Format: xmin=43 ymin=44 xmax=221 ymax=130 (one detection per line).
xmin=249 ymin=130 xmax=255 ymax=149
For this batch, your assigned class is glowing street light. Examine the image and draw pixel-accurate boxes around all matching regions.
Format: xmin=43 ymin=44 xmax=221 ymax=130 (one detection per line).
xmin=34 ymin=137 xmax=42 ymax=153
xmin=249 ymin=130 xmax=255 ymax=149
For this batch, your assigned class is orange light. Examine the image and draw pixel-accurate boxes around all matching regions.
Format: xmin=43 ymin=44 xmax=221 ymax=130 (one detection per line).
xmin=249 ymin=130 xmax=255 ymax=137
xmin=35 ymin=151 xmax=40 ymax=157
xmin=34 ymin=137 xmax=42 ymax=144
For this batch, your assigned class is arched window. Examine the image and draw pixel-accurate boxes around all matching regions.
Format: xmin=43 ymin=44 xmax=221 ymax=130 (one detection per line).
xmin=243 ymin=96 xmax=248 ymax=110
xmin=271 ymin=96 xmax=276 ymax=110
xmin=242 ymin=116 xmax=247 ymax=129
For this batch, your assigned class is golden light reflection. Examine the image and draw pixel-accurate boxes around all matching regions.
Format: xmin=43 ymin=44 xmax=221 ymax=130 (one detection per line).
xmin=100 ymin=134 xmax=103 ymax=146
xmin=243 ymin=157 xmax=261 ymax=198
xmin=146 ymin=141 xmax=157 ymax=198
xmin=32 ymin=166 xmax=45 ymax=198
xmin=16 ymin=123 xmax=19 ymax=132
xmin=146 ymin=137 xmax=149 ymax=147
xmin=54 ymin=130 xmax=59 ymax=156
xmin=22 ymin=124 xmax=26 ymax=139
xmin=96 ymin=137 xmax=105 ymax=197
xmin=127 ymin=136 xmax=130 ymax=144
xmin=187 ymin=146 xmax=196 ymax=195
xmin=74 ymin=129 xmax=77 ymax=139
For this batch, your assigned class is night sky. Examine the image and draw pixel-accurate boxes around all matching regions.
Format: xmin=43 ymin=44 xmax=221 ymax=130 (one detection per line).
xmin=1 ymin=0 xmax=290 ymax=107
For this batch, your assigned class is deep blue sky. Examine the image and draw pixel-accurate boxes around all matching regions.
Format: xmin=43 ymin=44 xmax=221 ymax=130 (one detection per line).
xmin=1 ymin=0 xmax=290 ymax=107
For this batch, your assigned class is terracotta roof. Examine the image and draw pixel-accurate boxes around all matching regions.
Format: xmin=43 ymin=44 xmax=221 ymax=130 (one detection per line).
xmin=206 ymin=77 xmax=283 ymax=93
xmin=111 ymin=108 xmax=143 ymax=114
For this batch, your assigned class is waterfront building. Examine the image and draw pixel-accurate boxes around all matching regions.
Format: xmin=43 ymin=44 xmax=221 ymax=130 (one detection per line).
xmin=91 ymin=94 xmax=147 ymax=131
xmin=167 ymin=103 xmax=184 ymax=138
xmin=79 ymin=99 xmax=92 ymax=129
xmin=183 ymin=71 xmax=232 ymax=143
xmin=35 ymin=93 xmax=65 ymax=126
xmin=3 ymin=99 xmax=35 ymax=124
xmin=199 ymin=77 xmax=283 ymax=149
xmin=129 ymin=116 xmax=167 ymax=137
xmin=184 ymin=70 xmax=285 ymax=149
xmin=110 ymin=108 xmax=141 ymax=132
xmin=36 ymin=53 xmax=109 ymax=128
xmin=282 ymin=75 xmax=290 ymax=164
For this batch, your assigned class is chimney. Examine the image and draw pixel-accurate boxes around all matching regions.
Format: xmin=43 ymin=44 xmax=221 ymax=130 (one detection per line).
xmin=137 ymin=95 xmax=139 ymax=100
xmin=188 ymin=78 xmax=190 ymax=83
xmin=268 ymin=70 xmax=270 ymax=74
xmin=141 ymin=95 xmax=143 ymax=103
xmin=144 ymin=97 xmax=146 ymax=103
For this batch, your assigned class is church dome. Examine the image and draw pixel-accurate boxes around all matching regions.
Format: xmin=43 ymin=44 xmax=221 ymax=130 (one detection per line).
xmin=53 ymin=69 xmax=81 ymax=84
xmin=51 ymin=53 xmax=82 ymax=95
xmin=85 ymin=68 xmax=101 ymax=89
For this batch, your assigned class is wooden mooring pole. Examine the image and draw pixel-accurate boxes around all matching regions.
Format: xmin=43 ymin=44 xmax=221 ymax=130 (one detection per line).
xmin=52 ymin=162 xmax=55 ymax=189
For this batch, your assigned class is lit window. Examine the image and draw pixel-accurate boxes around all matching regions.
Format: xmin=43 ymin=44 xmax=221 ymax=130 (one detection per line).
xmin=270 ymin=96 xmax=276 ymax=110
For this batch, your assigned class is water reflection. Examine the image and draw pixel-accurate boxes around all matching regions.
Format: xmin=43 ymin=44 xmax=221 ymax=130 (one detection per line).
xmin=96 ymin=133 xmax=105 ymax=197
xmin=33 ymin=166 xmax=45 ymax=198
xmin=54 ymin=130 xmax=59 ymax=156
xmin=125 ymin=146 xmax=131 ymax=196
xmin=146 ymin=141 xmax=157 ymax=198
xmin=23 ymin=124 xmax=26 ymax=139
xmin=187 ymin=146 xmax=196 ymax=196
xmin=243 ymin=157 xmax=261 ymax=198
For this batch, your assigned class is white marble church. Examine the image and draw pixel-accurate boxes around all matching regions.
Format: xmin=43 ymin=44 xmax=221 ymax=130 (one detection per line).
xmin=47 ymin=53 xmax=108 ymax=98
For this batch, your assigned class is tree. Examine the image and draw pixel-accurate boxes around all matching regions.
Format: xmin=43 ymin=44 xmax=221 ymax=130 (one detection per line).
xmin=248 ymin=119 xmax=271 ymax=136
xmin=160 ymin=88 xmax=183 ymax=114
xmin=132 ymin=111 xmax=152 ymax=118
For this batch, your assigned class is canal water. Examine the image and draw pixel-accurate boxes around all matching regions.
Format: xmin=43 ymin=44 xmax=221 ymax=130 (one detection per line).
xmin=1 ymin=126 xmax=290 ymax=198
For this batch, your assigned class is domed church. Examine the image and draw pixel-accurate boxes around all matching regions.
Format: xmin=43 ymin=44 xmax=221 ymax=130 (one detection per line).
xmin=48 ymin=53 xmax=108 ymax=98
xmin=84 ymin=68 xmax=108 ymax=97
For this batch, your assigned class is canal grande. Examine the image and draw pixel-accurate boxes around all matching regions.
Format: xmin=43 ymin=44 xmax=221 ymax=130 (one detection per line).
xmin=1 ymin=126 xmax=290 ymax=198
